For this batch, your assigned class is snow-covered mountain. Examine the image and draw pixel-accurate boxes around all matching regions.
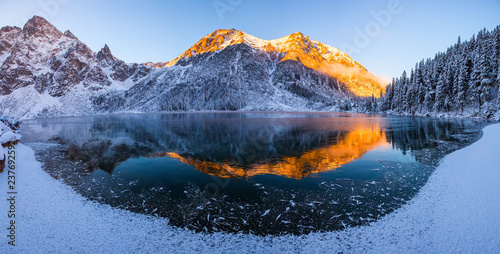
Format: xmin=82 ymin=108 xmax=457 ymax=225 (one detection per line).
xmin=0 ymin=16 xmax=385 ymax=119
xmin=167 ymin=29 xmax=383 ymax=97
xmin=0 ymin=16 xmax=151 ymax=118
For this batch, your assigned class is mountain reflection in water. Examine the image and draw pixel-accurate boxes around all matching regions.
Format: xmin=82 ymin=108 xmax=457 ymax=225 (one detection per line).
xmin=21 ymin=112 xmax=485 ymax=235
xmin=153 ymin=126 xmax=386 ymax=179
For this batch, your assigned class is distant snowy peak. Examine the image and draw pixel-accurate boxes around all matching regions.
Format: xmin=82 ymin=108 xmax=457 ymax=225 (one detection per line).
xmin=0 ymin=16 xmax=152 ymax=97
xmin=164 ymin=28 xmax=384 ymax=97
xmin=97 ymin=44 xmax=118 ymax=67
xmin=22 ymin=15 xmax=63 ymax=40
xmin=0 ymin=16 xmax=385 ymax=119
xmin=166 ymin=29 xmax=360 ymax=68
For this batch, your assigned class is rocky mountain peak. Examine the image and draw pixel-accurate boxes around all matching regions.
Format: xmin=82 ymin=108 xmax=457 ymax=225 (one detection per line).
xmin=101 ymin=44 xmax=112 ymax=54
xmin=286 ymin=31 xmax=312 ymax=45
xmin=167 ymin=29 xmax=344 ymax=68
xmin=0 ymin=26 xmax=22 ymax=35
xmin=97 ymin=44 xmax=118 ymax=67
xmin=22 ymin=16 xmax=62 ymax=39
xmin=209 ymin=28 xmax=237 ymax=36
xmin=156 ymin=29 xmax=384 ymax=97
xmin=0 ymin=16 xmax=387 ymax=119
xmin=166 ymin=28 xmax=246 ymax=67
xmin=63 ymin=30 xmax=77 ymax=39
xmin=288 ymin=31 xmax=305 ymax=39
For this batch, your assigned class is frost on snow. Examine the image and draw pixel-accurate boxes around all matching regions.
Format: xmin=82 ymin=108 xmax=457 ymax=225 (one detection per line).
xmin=1 ymin=124 xmax=499 ymax=253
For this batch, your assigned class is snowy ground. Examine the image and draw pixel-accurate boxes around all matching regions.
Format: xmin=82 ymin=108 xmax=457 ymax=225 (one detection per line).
xmin=0 ymin=124 xmax=499 ymax=253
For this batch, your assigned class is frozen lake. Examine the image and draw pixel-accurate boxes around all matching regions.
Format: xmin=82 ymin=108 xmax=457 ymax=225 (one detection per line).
xmin=21 ymin=112 xmax=485 ymax=235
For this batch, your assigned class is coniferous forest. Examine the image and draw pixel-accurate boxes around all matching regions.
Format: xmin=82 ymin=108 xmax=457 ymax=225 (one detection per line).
xmin=380 ymin=25 xmax=500 ymax=119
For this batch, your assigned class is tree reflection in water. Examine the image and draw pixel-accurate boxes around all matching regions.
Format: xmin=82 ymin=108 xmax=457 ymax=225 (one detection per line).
xmin=22 ymin=113 xmax=485 ymax=235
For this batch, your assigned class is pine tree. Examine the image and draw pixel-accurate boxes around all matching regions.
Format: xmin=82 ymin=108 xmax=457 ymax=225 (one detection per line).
xmin=470 ymin=34 xmax=477 ymax=51
xmin=497 ymin=67 xmax=500 ymax=110
xmin=479 ymin=49 xmax=492 ymax=106
xmin=391 ymin=78 xmax=401 ymax=111
xmin=497 ymin=64 xmax=500 ymax=96
xmin=371 ymin=94 xmax=376 ymax=112
xmin=422 ymin=60 xmax=434 ymax=111
xmin=431 ymin=57 xmax=445 ymax=112
xmin=365 ymin=96 xmax=373 ymax=112
xmin=444 ymin=65 xmax=455 ymax=111
xmin=494 ymin=27 xmax=500 ymax=81
xmin=457 ymin=55 xmax=472 ymax=113
xmin=434 ymin=69 xmax=449 ymax=112
xmin=497 ymin=57 xmax=500 ymax=89
xmin=400 ymin=71 xmax=409 ymax=113
xmin=497 ymin=91 xmax=500 ymax=111
xmin=494 ymin=27 xmax=500 ymax=93
xmin=415 ymin=61 xmax=426 ymax=112
xmin=469 ymin=48 xmax=482 ymax=111
xmin=383 ymin=81 xmax=394 ymax=111
xmin=387 ymin=26 xmax=500 ymax=118
xmin=405 ymin=69 xmax=416 ymax=114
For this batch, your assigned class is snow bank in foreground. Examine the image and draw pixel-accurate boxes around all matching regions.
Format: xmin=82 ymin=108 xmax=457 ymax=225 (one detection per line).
xmin=1 ymin=124 xmax=500 ymax=253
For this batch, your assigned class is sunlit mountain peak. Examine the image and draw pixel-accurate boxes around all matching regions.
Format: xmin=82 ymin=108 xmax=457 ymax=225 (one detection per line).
xmin=160 ymin=29 xmax=385 ymax=97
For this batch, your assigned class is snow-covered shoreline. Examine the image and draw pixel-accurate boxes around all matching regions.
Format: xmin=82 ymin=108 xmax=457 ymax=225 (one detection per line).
xmin=383 ymin=109 xmax=500 ymax=121
xmin=1 ymin=124 xmax=499 ymax=253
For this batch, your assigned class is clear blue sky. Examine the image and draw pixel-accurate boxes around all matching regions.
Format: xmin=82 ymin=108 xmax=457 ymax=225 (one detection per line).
xmin=1 ymin=0 xmax=499 ymax=80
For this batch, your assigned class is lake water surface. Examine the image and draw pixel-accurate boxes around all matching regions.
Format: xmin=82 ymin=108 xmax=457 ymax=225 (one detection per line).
xmin=22 ymin=112 xmax=485 ymax=235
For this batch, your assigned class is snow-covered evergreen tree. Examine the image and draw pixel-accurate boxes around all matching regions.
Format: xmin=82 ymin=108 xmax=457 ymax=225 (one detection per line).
xmin=434 ymin=70 xmax=448 ymax=112
xmin=381 ymin=81 xmax=394 ymax=111
xmin=497 ymin=73 xmax=500 ymax=111
xmin=384 ymin=25 xmax=500 ymax=118
xmin=415 ymin=62 xmax=426 ymax=113
xmin=400 ymin=71 xmax=409 ymax=113
xmin=457 ymin=55 xmax=472 ymax=112
xmin=479 ymin=48 xmax=492 ymax=107
xmin=469 ymin=47 xmax=482 ymax=111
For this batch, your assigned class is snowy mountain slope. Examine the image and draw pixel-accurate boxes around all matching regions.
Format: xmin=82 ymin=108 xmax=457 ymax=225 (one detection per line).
xmin=96 ymin=44 xmax=356 ymax=112
xmin=0 ymin=16 xmax=152 ymax=118
xmin=110 ymin=43 xmax=350 ymax=113
xmin=0 ymin=16 xmax=384 ymax=119
xmin=0 ymin=26 xmax=21 ymax=66
xmin=101 ymin=31 xmax=381 ymax=113
xmin=1 ymin=16 xmax=106 ymax=96
xmin=162 ymin=29 xmax=384 ymax=98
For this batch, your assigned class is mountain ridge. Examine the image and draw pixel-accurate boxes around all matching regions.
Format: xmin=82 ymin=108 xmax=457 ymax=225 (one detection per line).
xmin=0 ymin=16 xmax=383 ymax=119
xmin=144 ymin=28 xmax=384 ymax=97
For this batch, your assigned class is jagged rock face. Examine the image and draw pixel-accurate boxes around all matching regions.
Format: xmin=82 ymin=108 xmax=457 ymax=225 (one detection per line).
xmin=112 ymin=42 xmax=352 ymax=113
xmin=21 ymin=15 xmax=63 ymax=40
xmin=96 ymin=44 xmax=151 ymax=82
xmin=123 ymin=44 xmax=277 ymax=112
xmin=143 ymin=61 xmax=168 ymax=68
xmin=112 ymin=30 xmax=366 ymax=113
xmin=164 ymin=29 xmax=384 ymax=98
xmin=63 ymin=30 xmax=77 ymax=40
xmin=0 ymin=26 xmax=22 ymax=56
xmin=0 ymin=17 xmax=382 ymax=119
xmin=0 ymin=16 xmax=148 ymax=97
xmin=96 ymin=44 xmax=117 ymax=67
